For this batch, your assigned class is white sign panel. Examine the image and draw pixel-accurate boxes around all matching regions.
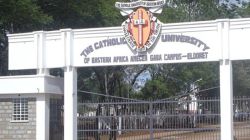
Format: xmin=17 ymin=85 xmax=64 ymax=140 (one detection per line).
xmin=73 ymin=25 xmax=221 ymax=67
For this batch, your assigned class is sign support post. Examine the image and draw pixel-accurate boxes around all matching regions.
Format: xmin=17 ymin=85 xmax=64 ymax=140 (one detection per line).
xmin=64 ymin=66 xmax=77 ymax=140
xmin=63 ymin=28 xmax=77 ymax=140
xmin=220 ymin=59 xmax=233 ymax=140
xmin=219 ymin=20 xmax=233 ymax=140
xmin=36 ymin=94 xmax=50 ymax=140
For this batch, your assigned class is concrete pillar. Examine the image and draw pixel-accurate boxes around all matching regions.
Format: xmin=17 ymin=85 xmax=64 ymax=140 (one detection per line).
xmin=36 ymin=94 xmax=50 ymax=140
xmin=61 ymin=28 xmax=76 ymax=140
xmin=64 ymin=66 xmax=77 ymax=140
xmin=218 ymin=19 xmax=233 ymax=140
xmin=220 ymin=60 xmax=233 ymax=140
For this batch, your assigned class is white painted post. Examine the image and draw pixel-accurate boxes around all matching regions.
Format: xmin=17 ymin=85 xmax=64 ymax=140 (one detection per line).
xmin=62 ymin=28 xmax=77 ymax=140
xmin=219 ymin=19 xmax=234 ymax=140
xmin=220 ymin=60 xmax=233 ymax=140
xmin=35 ymin=31 xmax=50 ymax=140
xmin=36 ymin=94 xmax=50 ymax=140
xmin=64 ymin=67 xmax=77 ymax=140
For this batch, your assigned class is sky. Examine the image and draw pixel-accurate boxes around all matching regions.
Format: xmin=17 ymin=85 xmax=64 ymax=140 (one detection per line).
xmin=228 ymin=0 xmax=249 ymax=4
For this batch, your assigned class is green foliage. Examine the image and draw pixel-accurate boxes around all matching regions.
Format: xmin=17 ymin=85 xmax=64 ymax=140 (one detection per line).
xmin=137 ymin=62 xmax=219 ymax=99
xmin=159 ymin=0 xmax=242 ymax=23
xmin=37 ymin=0 xmax=102 ymax=28
xmin=0 ymin=0 xmax=51 ymax=76
xmin=0 ymin=0 xmax=52 ymax=32
xmin=233 ymin=61 xmax=250 ymax=96
xmin=0 ymin=0 xmax=249 ymax=98
xmin=37 ymin=0 xmax=123 ymax=29
xmin=98 ymin=0 xmax=124 ymax=27
xmin=77 ymin=66 xmax=130 ymax=98
xmin=137 ymin=77 xmax=172 ymax=100
xmin=237 ymin=2 xmax=250 ymax=18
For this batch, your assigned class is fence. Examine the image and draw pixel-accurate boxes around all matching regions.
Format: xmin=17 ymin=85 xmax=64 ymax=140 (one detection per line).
xmin=78 ymin=95 xmax=222 ymax=140
xmin=233 ymin=97 xmax=250 ymax=140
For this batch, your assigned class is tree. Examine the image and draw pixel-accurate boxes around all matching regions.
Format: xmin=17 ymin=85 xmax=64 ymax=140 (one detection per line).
xmin=37 ymin=0 xmax=101 ymax=29
xmin=98 ymin=0 xmax=124 ymax=27
xmin=237 ymin=1 xmax=250 ymax=17
xmin=233 ymin=61 xmax=250 ymax=96
xmin=136 ymin=77 xmax=172 ymax=100
xmin=37 ymin=0 xmax=123 ymax=29
xmin=0 ymin=0 xmax=51 ymax=33
xmin=137 ymin=62 xmax=219 ymax=99
xmin=159 ymin=0 xmax=240 ymax=23
xmin=0 ymin=0 xmax=51 ymax=76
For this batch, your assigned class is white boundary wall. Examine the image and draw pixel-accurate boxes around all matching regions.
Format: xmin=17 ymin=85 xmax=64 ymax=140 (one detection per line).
xmin=7 ymin=18 xmax=250 ymax=140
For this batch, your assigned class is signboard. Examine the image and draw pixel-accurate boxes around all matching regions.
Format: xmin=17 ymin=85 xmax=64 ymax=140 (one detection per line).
xmin=115 ymin=0 xmax=165 ymax=52
xmin=72 ymin=0 xmax=221 ymax=67
xmin=73 ymin=26 xmax=220 ymax=67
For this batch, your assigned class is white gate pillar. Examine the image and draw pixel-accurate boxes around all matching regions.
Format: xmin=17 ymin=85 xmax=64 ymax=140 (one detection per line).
xmin=219 ymin=19 xmax=234 ymax=140
xmin=220 ymin=60 xmax=233 ymax=140
xmin=61 ymin=28 xmax=77 ymax=140
xmin=36 ymin=94 xmax=50 ymax=140
xmin=64 ymin=67 xmax=77 ymax=140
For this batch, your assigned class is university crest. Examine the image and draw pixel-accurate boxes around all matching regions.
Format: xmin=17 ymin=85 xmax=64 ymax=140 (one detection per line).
xmin=115 ymin=0 xmax=166 ymax=52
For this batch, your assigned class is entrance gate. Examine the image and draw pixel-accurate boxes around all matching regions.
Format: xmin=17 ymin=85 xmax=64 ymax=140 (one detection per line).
xmin=78 ymin=93 xmax=221 ymax=140
xmin=7 ymin=17 xmax=250 ymax=140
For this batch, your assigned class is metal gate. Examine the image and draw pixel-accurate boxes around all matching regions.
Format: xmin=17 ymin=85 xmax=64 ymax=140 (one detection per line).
xmin=78 ymin=95 xmax=221 ymax=140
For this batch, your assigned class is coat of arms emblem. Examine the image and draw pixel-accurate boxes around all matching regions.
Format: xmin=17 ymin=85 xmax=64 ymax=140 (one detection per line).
xmin=115 ymin=0 xmax=166 ymax=52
